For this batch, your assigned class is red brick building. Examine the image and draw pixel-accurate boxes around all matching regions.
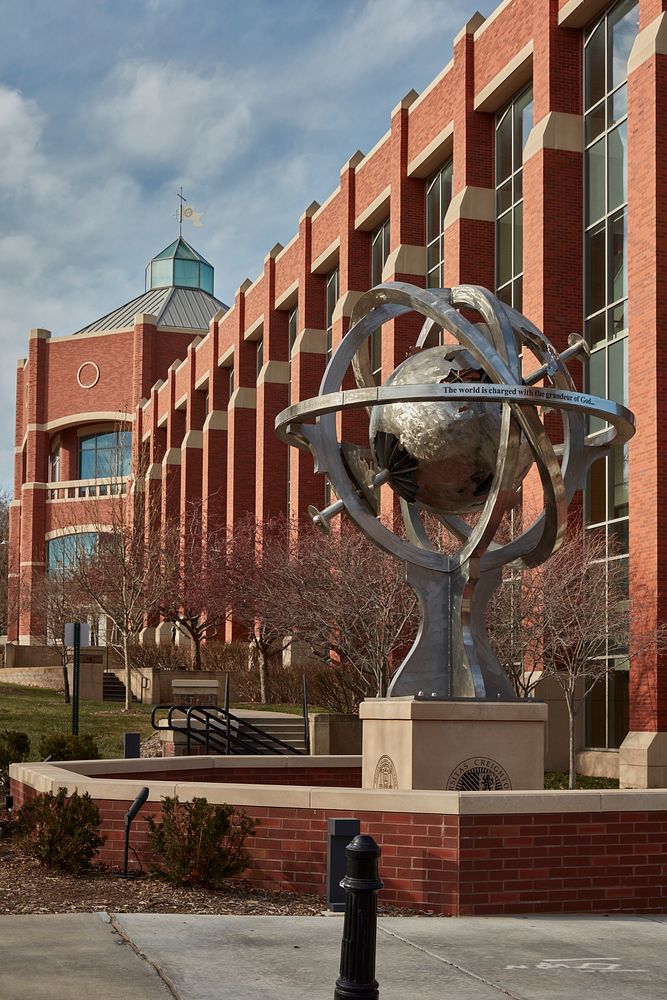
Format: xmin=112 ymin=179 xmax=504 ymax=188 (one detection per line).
xmin=10 ymin=0 xmax=667 ymax=783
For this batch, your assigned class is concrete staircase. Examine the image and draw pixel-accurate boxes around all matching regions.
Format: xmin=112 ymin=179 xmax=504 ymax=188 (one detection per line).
xmin=238 ymin=713 xmax=308 ymax=753
xmin=103 ymin=671 xmax=138 ymax=704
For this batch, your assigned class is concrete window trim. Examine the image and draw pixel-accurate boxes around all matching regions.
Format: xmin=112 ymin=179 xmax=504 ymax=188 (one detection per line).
xmin=474 ymin=42 xmax=534 ymax=113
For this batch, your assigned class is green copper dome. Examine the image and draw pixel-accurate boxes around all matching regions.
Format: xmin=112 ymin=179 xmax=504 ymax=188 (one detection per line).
xmin=145 ymin=237 xmax=214 ymax=295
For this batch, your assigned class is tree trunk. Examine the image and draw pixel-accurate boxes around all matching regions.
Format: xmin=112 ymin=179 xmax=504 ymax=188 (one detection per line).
xmin=61 ymin=652 xmax=70 ymax=705
xmin=566 ymin=691 xmax=577 ymax=789
xmin=258 ymin=649 xmax=271 ymax=704
xmin=192 ymin=631 xmax=202 ymax=671
xmin=123 ymin=633 xmax=132 ymax=712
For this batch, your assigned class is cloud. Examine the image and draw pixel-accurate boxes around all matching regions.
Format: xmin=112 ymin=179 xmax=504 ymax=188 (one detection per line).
xmin=93 ymin=61 xmax=257 ymax=176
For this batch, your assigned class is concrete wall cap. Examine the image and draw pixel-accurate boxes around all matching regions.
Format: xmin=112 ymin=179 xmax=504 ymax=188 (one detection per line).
xmin=444 ymin=186 xmax=495 ymax=228
xmin=355 ymin=185 xmax=391 ymax=232
xmin=182 ymin=430 xmax=203 ymax=449
xmin=265 ymin=242 xmax=284 ymax=263
xmin=311 ymin=237 xmax=340 ymax=275
xmin=229 ymin=386 xmax=257 ymax=410
xmin=474 ymin=41 xmax=533 ymax=113
xmin=244 ymin=313 xmax=264 ymax=341
xmin=523 ymin=112 xmax=584 ymax=161
xmin=162 ymin=447 xmax=181 ymax=466
xmin=29 ymin=328 xmax=51 ymax=340
xmin=454 ymin=10 xmax=485 ymax=44
xmin=628 ymin=11 xmax=667 ymax=74
xmin=391 ymin=88 xmax=419 ymax=117
xmin=238 ymin=278 xmax=253 ymax=295
xmin=299 ymin=200 xmax=320 ymax=223
xmin=257 ymin=360 xmax=290 ymax=386
xmin=340 ymin=149 xmax=365 ymax=175
xmin=134 ymin=313 xmax=157 ymax=326
xmin=407 ymin=121 xmax=454 ymax=179
xmin=203 ymin=409 xmax=228 ymax=431
xmin=382 ymin=244 xmax=427 ymax=280
xmin=275 ymin=278 xmax=299 ymax=311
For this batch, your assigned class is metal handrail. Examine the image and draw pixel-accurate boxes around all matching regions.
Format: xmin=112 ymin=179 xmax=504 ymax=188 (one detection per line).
xmin=151 ymin=703 xmax=305 ymax=756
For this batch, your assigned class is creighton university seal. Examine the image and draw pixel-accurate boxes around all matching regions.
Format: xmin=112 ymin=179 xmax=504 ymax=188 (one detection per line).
xmin=447 ymin=757 xmax=511 ymax=791
xmin=373 ymin=755 xmax=398 ymax=789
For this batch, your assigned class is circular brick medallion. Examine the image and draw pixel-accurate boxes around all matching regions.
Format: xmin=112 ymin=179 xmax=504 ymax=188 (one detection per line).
xmin=446 ymin=757 xmax=511 ymax=791
xmin=77 ymin=361 xmax=100 ymax=389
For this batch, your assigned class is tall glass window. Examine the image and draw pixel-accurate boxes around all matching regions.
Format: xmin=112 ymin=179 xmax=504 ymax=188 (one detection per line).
xmin=426 ymin=162 xmax=453 ymax=288
xmin=256 ymin=338 xmax=264 ymax=379
xmin=583 ymin=0 xmax=638 ymax=749
xmin=495 ymin=87 xmax=533 ymax=310
xmin=47 ymin=532 xmax=98 ymax=575
xmin=286 ymin=306 xmax=298 ymax=515
xmin=78 ymin=430 xmax=131 ymax=480
xmin=325 ymin=268 xmax=339 ymax=363
xmin=370 ymin=218 xmax=390 ymax=383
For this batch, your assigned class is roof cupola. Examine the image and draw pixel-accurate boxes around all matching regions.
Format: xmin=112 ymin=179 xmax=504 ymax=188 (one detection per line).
xmin=145 ymin=237 xmax=214 ymax=295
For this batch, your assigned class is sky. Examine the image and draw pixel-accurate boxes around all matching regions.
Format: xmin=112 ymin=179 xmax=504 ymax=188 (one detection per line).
xmin=0 ymin=0 xmax=495 ymax=490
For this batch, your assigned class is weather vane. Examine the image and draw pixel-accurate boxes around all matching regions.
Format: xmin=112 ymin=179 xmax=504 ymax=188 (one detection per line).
xmin=176 ymin=186 xmax=204 ymax=236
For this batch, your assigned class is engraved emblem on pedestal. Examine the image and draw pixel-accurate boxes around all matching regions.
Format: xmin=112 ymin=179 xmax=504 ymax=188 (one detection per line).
xmin=446 ymin=757 xmax=511 ymax=791
xmin=373 ymin=755 xmax=398 ymax=789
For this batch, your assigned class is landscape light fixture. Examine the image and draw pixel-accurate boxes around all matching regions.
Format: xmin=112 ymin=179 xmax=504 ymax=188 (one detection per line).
xmin=114 ymin=786 xmax=150 ymax=879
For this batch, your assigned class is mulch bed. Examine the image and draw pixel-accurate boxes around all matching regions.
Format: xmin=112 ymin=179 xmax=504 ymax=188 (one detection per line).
xmin=0 ymin=808 xmax=415 ymax=917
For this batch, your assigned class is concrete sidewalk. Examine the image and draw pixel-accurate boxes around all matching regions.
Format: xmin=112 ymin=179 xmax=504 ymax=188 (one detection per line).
xmin=0 ymin=912 xmax=665 ymax=999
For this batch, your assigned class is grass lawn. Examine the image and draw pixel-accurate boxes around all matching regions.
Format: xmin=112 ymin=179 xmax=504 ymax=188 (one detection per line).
xmin=544 ymin=771 xmax=619 ymax=789
xmin=0 ymin=682 xmax=154 ymax=760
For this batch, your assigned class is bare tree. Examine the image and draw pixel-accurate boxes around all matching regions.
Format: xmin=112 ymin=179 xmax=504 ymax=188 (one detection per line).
xmin=0 ymin=489 xmax=10 ymax=635
xmin=30 ymin=568 xmax=82 ymax=703
xmin=227 ymin=517 xmax=418 ymax=707
xmin=488 ymin=516 xmax=662 ymax=788
xmin=158 ymin=503 xmax=228 ymax=671
xmin=69 ymin=486 xmax=163 ymax=711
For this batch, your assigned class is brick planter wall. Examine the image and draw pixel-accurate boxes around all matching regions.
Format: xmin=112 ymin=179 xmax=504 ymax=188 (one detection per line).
xmin=10 ymin=758 xmax=667 ymax=916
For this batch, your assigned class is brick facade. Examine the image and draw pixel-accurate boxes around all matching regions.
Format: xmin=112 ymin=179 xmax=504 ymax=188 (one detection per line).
xmin=9 ymin=0 xmax=667 ymax=754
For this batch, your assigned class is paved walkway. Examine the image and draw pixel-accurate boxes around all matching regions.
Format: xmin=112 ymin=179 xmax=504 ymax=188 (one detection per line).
xmin=0 ymin=912 xmax=665 ymax=999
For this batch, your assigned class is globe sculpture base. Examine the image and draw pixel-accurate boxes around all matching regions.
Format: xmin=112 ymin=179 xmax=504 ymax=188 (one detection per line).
xmin=360 ymin=698 xmax=547 ymax=792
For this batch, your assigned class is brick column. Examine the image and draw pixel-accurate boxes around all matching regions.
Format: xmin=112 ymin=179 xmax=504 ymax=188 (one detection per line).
xmin=19 ymin=329 xmax=50 ymax=643
xmin=255 ymin=245 xmax=290 ymax=524
xmin=379 ymin=91 xmax=428 ymax=527
xmin=288 ymin=203 xmax=327 ymax=541
xmin=621 ymin=4 xmax=667 ymax=786
xmin=180 ymin=338 xmax=206 ymax=528
xmin=201 ymin=312 xmax=228 ymax=542
xmin=443 ymin=15 xmax=495 ymax=290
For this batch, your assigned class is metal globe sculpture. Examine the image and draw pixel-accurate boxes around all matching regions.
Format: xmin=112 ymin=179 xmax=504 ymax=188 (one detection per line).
xmin=275 ymin=283 xmax=635 ymax=700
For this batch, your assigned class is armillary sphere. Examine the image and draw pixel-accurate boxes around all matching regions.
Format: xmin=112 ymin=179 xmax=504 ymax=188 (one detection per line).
xmin=275 ymin=283 xmax=635 ymax=700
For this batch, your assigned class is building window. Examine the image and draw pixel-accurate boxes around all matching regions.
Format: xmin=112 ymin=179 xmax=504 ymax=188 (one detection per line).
xmin=78 ymin=430 xmax=131 ymax=480
xmin=495 ymin=87 xmax=533 ymax=310
xmin=256 ymin=338 xmax=264 ymax=379
xmin=47 ymin=531 xmax=98 ymax=575
xmin=49 ymin=440 xmax=60 ymax=483
xmin=583 ymin=0 xmax=638 ymax=750
xmin=286 ymin=306 xmax=298 ymax=517
xmin=228 ymin=366 xmax=234 ymax=398
xmin=370 ymin=219 xmax=390 ymax=383
xmin=426 ymin=161 xmax=453 ymax=289
xmin=325 ymin=268 xmax=339 ymax=363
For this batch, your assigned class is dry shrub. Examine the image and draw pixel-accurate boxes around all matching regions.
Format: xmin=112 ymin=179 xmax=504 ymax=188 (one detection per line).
xmin=128 ymin=643 xmax=190 ymax=673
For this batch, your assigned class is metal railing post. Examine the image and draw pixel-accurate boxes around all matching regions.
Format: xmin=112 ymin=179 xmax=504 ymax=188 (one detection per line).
xmin=302 ymin=672 xmax=310 ymax=755
xmin=334 ymin=834 xmax=383 ymax=1000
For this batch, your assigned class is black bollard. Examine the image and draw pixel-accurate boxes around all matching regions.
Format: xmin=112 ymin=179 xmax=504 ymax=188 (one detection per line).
xmin=334 ymin=834 xmax=383 ymax=1000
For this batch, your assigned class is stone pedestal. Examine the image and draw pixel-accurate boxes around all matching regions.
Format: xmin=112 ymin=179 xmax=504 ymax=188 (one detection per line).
xmin=171 ymin=677 xmax=219 ymax=707
xmin=360 ymin=697 xmax=547 ymax=791
xmin=619 ymin=731 xmax=667 ymax=788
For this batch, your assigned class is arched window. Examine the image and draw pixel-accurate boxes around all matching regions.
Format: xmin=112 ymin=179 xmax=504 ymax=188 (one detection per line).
xmin=78 ymin=429 xmax=131 ymax=480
